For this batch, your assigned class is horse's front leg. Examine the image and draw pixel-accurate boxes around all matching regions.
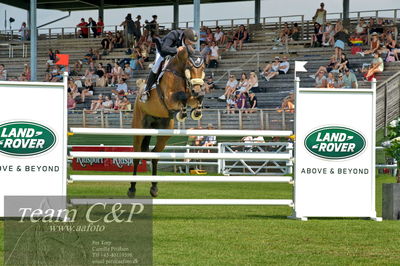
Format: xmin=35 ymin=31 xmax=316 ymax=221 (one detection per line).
xmin=176 ymin=106 xmax=188 ymax=122
xmin=150 ymin=134 xmax=172 ymax=197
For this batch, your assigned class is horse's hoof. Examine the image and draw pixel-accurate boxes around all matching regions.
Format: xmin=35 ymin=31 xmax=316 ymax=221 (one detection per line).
xmin=150 ymin=186 xmax=158 ymax=197
xmin=191 ymin=110 xmax=202 ymax=120
xmin=127 ymin=188 xmax=136 ymax=198
xmin=176 ymin=111 xmax=187 ymax=122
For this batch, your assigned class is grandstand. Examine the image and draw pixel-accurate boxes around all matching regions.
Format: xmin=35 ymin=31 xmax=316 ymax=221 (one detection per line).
xmin=0 ymin=6 xmax=399 ymax=131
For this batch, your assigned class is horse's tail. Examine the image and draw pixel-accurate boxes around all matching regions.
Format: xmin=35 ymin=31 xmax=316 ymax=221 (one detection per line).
xmin=141 ymin=135 xmax=151 ymax=152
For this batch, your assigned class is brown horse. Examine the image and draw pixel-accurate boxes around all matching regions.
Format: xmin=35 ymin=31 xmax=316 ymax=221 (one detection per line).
xmin=128 ymin=47 xmax=205 ymax=197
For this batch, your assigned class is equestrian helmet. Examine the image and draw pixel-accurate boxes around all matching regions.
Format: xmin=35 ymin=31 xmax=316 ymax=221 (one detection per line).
xmin=183 ymin=28 xmax=198 ymax=42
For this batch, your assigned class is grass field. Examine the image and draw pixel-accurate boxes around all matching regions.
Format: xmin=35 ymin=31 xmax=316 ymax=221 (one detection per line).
xmin=1 ymin=132 xmax=399 ymax=265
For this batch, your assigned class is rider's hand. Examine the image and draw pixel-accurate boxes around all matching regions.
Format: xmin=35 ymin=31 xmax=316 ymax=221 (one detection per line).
xmin=177 ymin=46 xmax=185 ymax=52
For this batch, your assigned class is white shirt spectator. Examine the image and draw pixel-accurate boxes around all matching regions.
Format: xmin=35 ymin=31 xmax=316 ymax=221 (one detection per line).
xmin=214 ymin=31 xmax=224 ymax=42
xmin=226 ymin=79 xmax=238 ymax=88
xmin=279 ymin=61 xmax=290 ymax=74
xmin=117 ymin=82 xmax=128 ymax=93
xmin=210 ymin=46 xmax=219 ymax=57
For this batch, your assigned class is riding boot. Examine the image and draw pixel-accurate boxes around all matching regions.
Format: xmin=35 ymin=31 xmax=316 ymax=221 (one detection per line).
xmin=141 ymin=71 xmax=158 ymax=102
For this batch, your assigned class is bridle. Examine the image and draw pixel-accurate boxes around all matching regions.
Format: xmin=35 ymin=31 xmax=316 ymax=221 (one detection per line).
xmin=184 ymin=54 xmax=205 ymax=95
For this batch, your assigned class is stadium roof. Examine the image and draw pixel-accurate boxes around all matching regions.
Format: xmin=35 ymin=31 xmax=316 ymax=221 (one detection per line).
xmin=4 ymin=0 xmax=249 ymax=11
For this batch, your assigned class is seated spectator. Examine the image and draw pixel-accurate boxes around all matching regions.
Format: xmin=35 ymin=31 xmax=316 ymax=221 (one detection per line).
xmin=248 ymin=91 xmax=258 ymax=112
xmin=358 ymin=32 xmax=381 ymax=56
xmin=113 ymin=95 xmax=122 ymax=110
xmin=315 ymin=70 xmax=327 ymax=88
xmin=85 ymin=61 xmax=97 ymax=77
xmin=193 ymin=127 xmax=204 ymax=146
xmin=311 ymin=22 xmax=323 ymax=47
xmin=343 ymin=68 xmax=358 ymax=88
xmin=123 ymin=63 xmax=133 ymax=79
xmin=101 ymin=32 xmax=114 ymax=53
xmin=277 ymin=93 xmax=295 ymax=113
xmin=199 ymin=26 xmax=207 ymax=45
xmin=102 ymin=95 xmax=114 ymax=110
xmin=291 ymin=23 xmax=301 ymax=41
xmin=81 ymin=77 xmax=94 ymax=102
xmin=233 ymin=25 xmax=249 ymax=51
xmin=354 ymin=18 xmax=368 ymax=43
xmin=362 ymin=52 xmax=383 ymax=82
xmin=46 ymin=49 xmax=56 ymax=72
xmin=67 ymin=93 xmax=76 ymax=110
xmin=219 ymin=74 xmax=238 ymax=100
xmin=279 ymin=22 xmax=291 ymax=44
xmin=68 ymin=79 xmax=81 ymax=99
xmin=20 ymin=64 xmax=30 ymax=81
xmin=110 ymin=62 xmax=123 ymax=85
xmin=234 ymin=91 xmax=249 ymax=113
xmin=263 ymin=57 xmax=281 ymax=81
xmin=326 ymin=72 xmax=336 ymax=88
xmin=50 ymin=65 xmax=64 ymax=82
xmin=310 ymin=56 xmax=337 ymax=78
xmin=97 ymin=16 xmax=104 ymax=37
xmin=335 ymin=72 xmax=345 ymax=88
xmin=367 ymin=17 xmax=375 ymax=34
xmin=77 ymin=18 xmax=89 ymax=38
xmin=200 ymin=43 xmax=211 ymax=61
xmin=207 ymin=41 xmax=219 ymax=68
xmin=90 ymin=94 xmax=104 ymax=112
xmin=83 ymin=48 xmax=95 ymax=64
xmin=337 ymin=53 xmax=349 ymax=72
xmin=246 ymin=72 xmax=259 ymax=93
xmin=115 ymin=78 xmax=128 ymax=95
xmin=265 ymin=56 xmax=290 ymax=81
xmin=118 ymin=96 xmax=132 ymax=110
xmin=204 ymin=76 xmax=216 ymax=93
xmin=88 ymin=17 xmax=98 ymax=38
xmin=133 ymin=46 xmax=144 ymax=69
xmin=322 ymin=22 xmax=335 ymax=46
xmin=381 ymin=34 xmax=397 ymax=60
xmin=112 ymin=32 xmax=124 ymax=48
xmin=226 ymin=94 xmax=236 ymax=114
xmin=214 ymin=26 xmax=226 ymax=45
xmin=206 ymin=28 xmax=214 ymax=44
xmin=237 ymin=73 xmax=249 ymax=93
xmin=333 ymin=23 xmax=349 ymax=60
xmin=202 ymin=124 xmax=217 ymax=150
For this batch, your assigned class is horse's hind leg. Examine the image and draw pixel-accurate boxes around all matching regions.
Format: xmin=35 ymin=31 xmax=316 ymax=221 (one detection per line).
xmin=149 ymin=135 xmax=171 ymax=197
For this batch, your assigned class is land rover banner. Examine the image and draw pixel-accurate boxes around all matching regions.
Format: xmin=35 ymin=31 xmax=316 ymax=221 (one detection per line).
xmin=294 ymin=87 xmax=378 ymax=219
xmin=0 ymin=79 xmax=67 ymax=217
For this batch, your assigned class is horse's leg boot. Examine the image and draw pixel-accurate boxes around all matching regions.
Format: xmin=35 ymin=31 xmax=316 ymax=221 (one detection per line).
xmin=141 ymin=71 xmax=158 ymax=102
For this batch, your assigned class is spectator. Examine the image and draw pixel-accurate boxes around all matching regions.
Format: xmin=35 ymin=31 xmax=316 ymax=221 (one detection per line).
xmin=113 ymin=95 xmax=122 ymax=110
xmin=358 ymin=32 xmax=380 ymax=56
xmin=133 ymin=46 xmax=145 ymax=69
xmin=367 ymin=17 xmax=375 ymax=34
xmin=90 ymin=94 xmax=104 ymax=112
xmin=265 ymin=56 xmax=290 ymax=81
xmin=354 ymin=18 xmax=368 ymax=43
xmin=237 ymin=73 xmax=249 ymax=93
xmin=277 ymin=93 xmax=295 ymax=113
xmin=263 ymin=57 xmax=281 ymax=81
xmin=46 ymin=49 xmax=56 ymax=72
xmin=202 ymin=124 xmax=217 ymax=151
xmin=225 ymin=28 xmax=239 ymax=51
xmin=81 ymin=77 xmax=94 ymax=102
xmin=363 ymin=52 xmax=383 ymax=81
xmin=234 ymin=91 xmax=249 ymax=113
xmin=116 ymin=78 xmax=128 ymax=95
xmin=220 ymin=74 xmax=238 ymax=100
xmin=88 ymin=17 xmax=98 ymax=37
xmin=199 ymin=26 xmax=207 ymax=45
xmin=343 ymin=68 xmax=358 ymax=88
xmin=326 ymin=72 xmax=335 ymax=88
xmin=200 ymin=43 xmax=211 ymax=61
xmin=335 ymin=72 xmax=345 ymax=88
xmin=73 ymin=60 xmax=83 ymax=75
xmin=206 ymin=28 xmax=214 ymax=44
xmin=310 ymin=56 xmax=337 ymax=78
xmin=118 ymin=96 xmax=132 ymax=110
xmin=226 ymin=94 xmax=236 ymax=114
xmin=333 ymin=23 xmax=348 ymax=61
xmin=311 ymin=22 xmax=323 ymax=47
xmin=204 ymin=76 xmax=216 ymax=93
xmin=120 ymin=14 xmax=135 ymax=47
xmin=112 ymin=32 xmax=124 ymax=48
xmin=322 ymin=22 xmax=335 ymax=46
xmin=101 ymin=32 xmax=114 ymax=53
xmin=102 ymin=95 xmax=114 ymax=110
xmin=110 ymin=62 xmax=123 ymax=85
xmin=67 ymin=93 xmax=76 ymax=110
xmin=97 ymin=16 xmax=104 ymax=36
xmin=140 ymin=43 xmax=149 ymax=62
xmin=207 ymin=41 xmax=219 ymax=68
xmin=381 ymin=33 xmax=396 ymax=58
xmin=246 ymin=72 xmax=259 ymax=93
xmin=315 ymin=70 xmax=327 ymax=88
xmin=312 ymin=2 xmax=327 ymax=26
xmin=68 ymin=79 xmax=81 ymax=99
xmin=83 ymin=48 xmax=98 ymax=64
xmin=291 ymin=23 xmax=301 ymax=41
xmin=337 ymin=53 xmax=349 ymax=72
xmin=77 ymin=18 xmax=89 ymax=38
xmin=233 ymin=25 xmax=249 ymax=51
xmin=134 ymin=15 xmax=142 ymax=42
xmin=279 ymin=22 xmax=291 ymax=44
xmin=22 ymin=64 xmax=30 ymax=81
xmin=122 ymin=63 xmax=133 ymax=79
xmin=146 ymin=15 xmax=159 ymax=36
xmin=19 ymin=22 xmax=29 ymax=41
xmin=248 ymin=91 xmax=258 ymax=112
xmin=214 ymin=26 xmax=226 ymax=45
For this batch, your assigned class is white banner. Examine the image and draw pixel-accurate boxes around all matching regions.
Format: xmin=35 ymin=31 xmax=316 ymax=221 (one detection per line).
xmin=294 ymin=86 xmax=379 ymax=220
xmin=0 ymin=78 xmax=67 ymax=217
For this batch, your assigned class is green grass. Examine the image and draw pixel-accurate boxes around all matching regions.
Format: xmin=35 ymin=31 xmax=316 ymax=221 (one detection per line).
xmin=1 ymin=172 xmax=399 ymax=265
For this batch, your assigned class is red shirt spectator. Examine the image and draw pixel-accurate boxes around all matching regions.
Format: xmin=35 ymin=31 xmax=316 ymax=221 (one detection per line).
xmin=97 ymin=17 xmax=104 ymax=35
xmin=77 ymin=18 xmax=89 ymax=38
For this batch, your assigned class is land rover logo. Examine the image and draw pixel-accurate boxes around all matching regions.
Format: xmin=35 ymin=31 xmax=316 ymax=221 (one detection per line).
xmin=0 ymin=121 xmax=56 ymax=156
xmin=304 ymin=126 xmax=366 ymax=159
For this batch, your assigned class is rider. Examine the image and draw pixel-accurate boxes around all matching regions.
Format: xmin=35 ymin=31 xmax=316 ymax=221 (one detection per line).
xmin=141 ymin=28 xmax=199 ymax=102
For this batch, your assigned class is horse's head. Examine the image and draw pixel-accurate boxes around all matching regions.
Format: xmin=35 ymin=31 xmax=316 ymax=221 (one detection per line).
xmin=184 ymin=51 xmax=205 ymax=97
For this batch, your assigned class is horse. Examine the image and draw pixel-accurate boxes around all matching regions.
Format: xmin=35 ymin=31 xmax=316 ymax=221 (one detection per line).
xmin=128 ymin=47 xmax=205 ymax=198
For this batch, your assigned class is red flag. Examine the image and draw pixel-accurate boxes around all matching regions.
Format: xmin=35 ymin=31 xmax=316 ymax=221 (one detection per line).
xmin=55 ymin=54 xmax=69 ymax=66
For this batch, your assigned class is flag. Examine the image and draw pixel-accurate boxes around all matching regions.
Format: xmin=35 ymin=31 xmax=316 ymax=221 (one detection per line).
xmin=295 ymin=61 xmax=308 ymax=72
xmin=55 ymin=54 xmax=69 ymax=66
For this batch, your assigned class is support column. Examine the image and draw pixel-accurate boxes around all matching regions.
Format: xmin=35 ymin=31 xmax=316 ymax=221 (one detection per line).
xmin=30 ymin=0 xmax=37 ymax=81
xmin=254 ymin=0 xmax=261 ymax=24
xmin=99 ymin=0 xmax=104 ymax=21
xmin=343 ymin=0 xmax=350 ymax=27
xmin=193 ymin=0 xmax=200 ymax=50
xmin=173 ymin=0 xmax=179 ymax=29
